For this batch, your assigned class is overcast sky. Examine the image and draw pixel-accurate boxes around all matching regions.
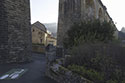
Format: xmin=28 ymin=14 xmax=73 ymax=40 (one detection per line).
xmin=30 ymin=0 xmax=125 ymax=31
xmin=30 ymin=0 xmax=59 ymax=24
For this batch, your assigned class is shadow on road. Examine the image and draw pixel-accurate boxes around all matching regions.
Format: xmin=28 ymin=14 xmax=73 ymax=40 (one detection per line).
xmin=0 ymin=53 xmax=57 ymax=83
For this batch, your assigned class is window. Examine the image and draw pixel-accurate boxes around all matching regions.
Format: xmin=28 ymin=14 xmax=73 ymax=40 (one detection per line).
xmin=32 ymin=29 xmax=35 ymax=32
xmin=38 ymin=32 xmax=43 ymax=35
xmin=40 ymin=39 xmax=42 ymax=43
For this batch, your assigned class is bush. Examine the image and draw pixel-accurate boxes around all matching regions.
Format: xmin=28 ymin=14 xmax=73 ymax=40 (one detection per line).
xmin=65 ymin=43 xmax=125 ymax=83
xmin=68 ymin=65 xmax=104 ymax=83
xmin=63 ymin=20 xmax=124 ymax=82
xmin=122 ymin=80 xmax=125 ymax=83
xmin=63 ymin=20 xmax=116 ymax=49
xmin=32 ymin=43 xmax=45 ymax=46
xmin=106 ymin=80 xmax=118 ymax=83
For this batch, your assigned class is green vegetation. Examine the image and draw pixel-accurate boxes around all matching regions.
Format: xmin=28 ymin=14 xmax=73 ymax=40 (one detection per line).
xmin=63 ymin=20 xmax=115 ymax=49
xmin=64 ymin=20 xmax=125 ymax=83
xmin=106 ymin=80 xmax=118 ymax=83
xmin=65 ymin=43 xmax=125 ymax=83
xmin=122 ymin=80 xmax=125 ymax=83
xmin=86 ymin=0 xmax=95 ymax=8
xmin=32 ymin=43 xmax=45 ymax=46
xmin=68 ymin=65 xmax=104 ymax=83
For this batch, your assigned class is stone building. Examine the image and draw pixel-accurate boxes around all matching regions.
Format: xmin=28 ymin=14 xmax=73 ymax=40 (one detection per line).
xmin=57 ymin=0 xmax=118 ymax=46
xmin=32 ymin=21 xmax=48 ymax=46
xmin=46 ymin=33 xmax=57 ymax=46
xmin=32 ymin=21 xmax=57 ymax=46
xmin=0 ymin=0 xmax=31 ymax=63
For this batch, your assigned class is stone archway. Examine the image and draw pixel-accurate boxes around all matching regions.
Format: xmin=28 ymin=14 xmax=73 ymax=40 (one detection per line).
xmin=98 ymin=8 xmax=104 ymax=21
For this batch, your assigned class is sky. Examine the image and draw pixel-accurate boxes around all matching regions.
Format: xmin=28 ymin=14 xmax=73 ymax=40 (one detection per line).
xmin=30 ymin=0 xmax=125 ymax=31
xmin=101 ymin=0 xmax=125 ymax=31
xmin=30 ymin=0 xmax=59 ymax=24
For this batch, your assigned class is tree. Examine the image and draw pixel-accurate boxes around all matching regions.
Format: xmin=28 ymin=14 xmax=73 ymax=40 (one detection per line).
xmin=63 ymin=20 xmax=116 ymax=49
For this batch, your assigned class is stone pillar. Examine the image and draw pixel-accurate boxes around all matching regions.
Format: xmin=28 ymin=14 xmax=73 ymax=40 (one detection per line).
xmin=57 ymin=0 xmax=81 ymax=46
xmin=0 ymin=0 xmax=32 ymax=63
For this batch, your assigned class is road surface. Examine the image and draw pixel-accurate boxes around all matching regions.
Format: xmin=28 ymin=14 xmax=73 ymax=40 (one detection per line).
xmin=0 ymin=53 xmax=57 ymax=83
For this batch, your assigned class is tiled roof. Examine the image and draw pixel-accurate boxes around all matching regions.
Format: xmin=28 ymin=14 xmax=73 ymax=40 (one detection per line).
xmin=32 ymin=21 xmax=47 ymax=32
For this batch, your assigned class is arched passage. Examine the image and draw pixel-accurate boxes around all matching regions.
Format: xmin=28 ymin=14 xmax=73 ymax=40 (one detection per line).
xmin=98 ymin=8 xmax=104 ymax=21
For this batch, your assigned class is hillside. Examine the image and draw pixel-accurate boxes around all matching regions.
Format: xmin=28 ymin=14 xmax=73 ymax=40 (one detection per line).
xmin=44 ymin=23 xmax=57 ymax=38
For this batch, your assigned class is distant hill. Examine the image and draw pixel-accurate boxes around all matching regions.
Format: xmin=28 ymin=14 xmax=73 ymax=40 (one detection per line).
xmin=121 ymin=27 xmax=125 ymax=33
xmin=44 ymin=23 xmax=57 ymax=38
xmin=118 ymin=31 xmax=125 ymax=40
xmin=118 ymin=27 xmax=125 ymax=40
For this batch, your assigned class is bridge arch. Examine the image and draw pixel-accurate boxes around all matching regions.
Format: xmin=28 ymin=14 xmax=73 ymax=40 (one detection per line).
xmin=98 ymin=8 xmax=104 ymax=21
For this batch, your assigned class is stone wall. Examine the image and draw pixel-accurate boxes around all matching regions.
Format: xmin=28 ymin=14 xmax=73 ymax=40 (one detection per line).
xmin=57 ymin=0 xmax=117 ymax=46
xmin=46 ymin=49 xmax=93 ymax=83
xmin=32 ymin=45 xmax=45 ymax=53
xmin=0 ymin=1 xmax=8 ymax=61
xmin=0 ymin=0 xmax=31 ymax=63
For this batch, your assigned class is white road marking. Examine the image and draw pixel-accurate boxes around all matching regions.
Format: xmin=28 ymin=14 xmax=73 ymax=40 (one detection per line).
xmin=0 ymin=74 xmax=9 ymax=80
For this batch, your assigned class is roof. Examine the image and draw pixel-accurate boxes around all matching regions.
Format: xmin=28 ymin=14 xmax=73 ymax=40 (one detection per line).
xmin=32 ymin=21 xmax=47 ymax=32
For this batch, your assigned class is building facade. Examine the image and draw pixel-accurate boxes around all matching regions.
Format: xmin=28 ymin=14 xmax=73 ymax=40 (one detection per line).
xmin=46 ymin=34 xmax=57 ymax=46
xmin=32 ymin=21 xmax=47 ymax=46
xmin=32 ymin=21 xmax=57 ymax=46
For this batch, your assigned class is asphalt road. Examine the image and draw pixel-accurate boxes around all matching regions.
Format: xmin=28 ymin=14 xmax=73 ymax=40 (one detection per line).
xmin=0 ymin=53 xmax=57 ymax=83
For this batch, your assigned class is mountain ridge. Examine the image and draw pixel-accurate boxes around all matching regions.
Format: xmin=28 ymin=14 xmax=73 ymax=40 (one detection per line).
xmin=44 ymin=23 xmax=57 ymax=38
